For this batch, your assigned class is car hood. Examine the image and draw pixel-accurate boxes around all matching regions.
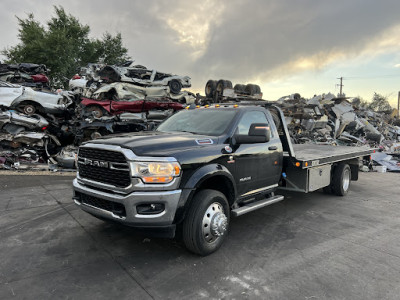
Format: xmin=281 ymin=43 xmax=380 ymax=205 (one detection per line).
xmin=85 ymin=131 xmax=218 ymax=157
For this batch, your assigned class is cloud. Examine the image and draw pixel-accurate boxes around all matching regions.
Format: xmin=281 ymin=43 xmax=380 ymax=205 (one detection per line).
xmin=1 ymin=0 xmax=400 ymax=95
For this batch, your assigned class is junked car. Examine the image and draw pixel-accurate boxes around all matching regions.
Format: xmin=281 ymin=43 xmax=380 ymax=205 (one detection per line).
xmin=80 ymin=82 xmax=189 ymax=117
xmin=98 ymin=65 xmax=191 ymax=94
xmin=0 ymin=80 xmax=73 ymax=115
xmin=81 ymin=97 xmax=184 ymax=118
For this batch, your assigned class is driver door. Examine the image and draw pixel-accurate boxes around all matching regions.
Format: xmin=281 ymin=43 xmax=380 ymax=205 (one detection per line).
xmin=233 ymin=110 xmax=281 ymax=196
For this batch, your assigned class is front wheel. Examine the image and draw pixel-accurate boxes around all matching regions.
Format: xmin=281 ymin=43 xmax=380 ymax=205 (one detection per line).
xmin=183 ymin=189 xmax=230 ymax=256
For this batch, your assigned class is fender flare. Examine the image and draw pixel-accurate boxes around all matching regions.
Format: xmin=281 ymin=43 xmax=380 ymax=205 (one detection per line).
xmin=174 ymin=164 xmax=236 ymax=223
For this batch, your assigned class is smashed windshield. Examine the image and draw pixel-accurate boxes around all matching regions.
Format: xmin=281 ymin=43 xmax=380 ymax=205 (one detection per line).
xmin=157 ymin=109 xmax=237 ymax=136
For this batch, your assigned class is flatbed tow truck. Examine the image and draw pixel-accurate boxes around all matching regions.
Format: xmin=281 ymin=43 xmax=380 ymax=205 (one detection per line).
xmin=73 ymin=102 xmax=374 ymax=255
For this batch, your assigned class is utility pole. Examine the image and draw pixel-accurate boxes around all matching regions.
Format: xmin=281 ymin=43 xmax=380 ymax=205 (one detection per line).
xmin=398 ymin=91 xmax=400 ymax=118
xmin=337 ymin=77 xmax=344 ymax=97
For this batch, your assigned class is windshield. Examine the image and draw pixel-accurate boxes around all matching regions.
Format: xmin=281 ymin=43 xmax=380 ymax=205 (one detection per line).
xmin=157 ymin=109 xmax=237 ymax=136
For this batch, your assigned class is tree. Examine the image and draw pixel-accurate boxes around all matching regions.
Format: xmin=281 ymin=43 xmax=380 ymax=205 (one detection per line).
xmin=2 ymin=6 xmax=131 ymax=87
xmin=368 ymin=93 xmax=393 ymax=112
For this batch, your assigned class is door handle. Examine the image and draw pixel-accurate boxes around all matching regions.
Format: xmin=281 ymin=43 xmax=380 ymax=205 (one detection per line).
xmin=268 ymin=146 xmax=277 ymax=151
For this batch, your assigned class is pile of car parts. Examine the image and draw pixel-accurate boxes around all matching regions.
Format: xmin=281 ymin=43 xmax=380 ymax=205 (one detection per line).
xmin=0 ymin=62 xmax=195 ymax=171
xmin=0 ymin=63 xmax=50 ymax=90
xmin=275 ymin=93 xmax=400 ymax=172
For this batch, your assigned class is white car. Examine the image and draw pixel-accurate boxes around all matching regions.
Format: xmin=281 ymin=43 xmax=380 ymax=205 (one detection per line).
xmin=0 ymin=80 xmax=73 ymax=115
xmin=98 ymin=65 xmax=191 ymax=94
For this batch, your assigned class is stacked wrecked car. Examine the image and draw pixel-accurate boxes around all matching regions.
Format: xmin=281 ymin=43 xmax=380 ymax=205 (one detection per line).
xmin=0 ymin=63 xmax=50 ymax=90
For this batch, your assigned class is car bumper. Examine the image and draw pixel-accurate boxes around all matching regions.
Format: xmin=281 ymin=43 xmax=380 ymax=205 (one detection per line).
xmin=73 ymin=179 xmax=182 ymax=230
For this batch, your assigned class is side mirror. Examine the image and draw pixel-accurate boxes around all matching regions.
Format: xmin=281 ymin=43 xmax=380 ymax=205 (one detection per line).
xmin=234 ymin=123 xmax=271 ymax=144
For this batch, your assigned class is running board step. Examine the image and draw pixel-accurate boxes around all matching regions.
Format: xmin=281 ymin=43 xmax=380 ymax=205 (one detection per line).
xmin=231 ymin=195 xmax=284 ymax=217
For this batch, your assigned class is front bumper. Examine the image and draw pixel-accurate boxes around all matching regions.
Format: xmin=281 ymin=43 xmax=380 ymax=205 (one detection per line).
xmin=73 ymin=178 xmax=182 ymax=228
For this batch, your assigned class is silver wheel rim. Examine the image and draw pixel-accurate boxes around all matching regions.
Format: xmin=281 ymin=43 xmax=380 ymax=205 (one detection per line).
xmin=202 ymin=202 xmax=228 ymax=243
xmin=343 ymin=168 xmax=350 ymax=191
xmin=24 ymin=106 xmax=35 ymax=114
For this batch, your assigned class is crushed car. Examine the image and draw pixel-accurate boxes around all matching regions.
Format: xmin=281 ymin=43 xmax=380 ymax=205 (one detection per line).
xmin=80 ymin=82 xmax=188 ymax=117
xmin=0 ymin=80 xmax=74 ymax=115
xmin=97 ymin=65 xmax=191 ymax=94
xmin=0 ymin=63 xmax=50 ymax=89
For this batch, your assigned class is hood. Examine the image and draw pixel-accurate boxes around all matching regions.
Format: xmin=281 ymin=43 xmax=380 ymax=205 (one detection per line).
xmin=86 ymin=131 xmax=218 ymax=157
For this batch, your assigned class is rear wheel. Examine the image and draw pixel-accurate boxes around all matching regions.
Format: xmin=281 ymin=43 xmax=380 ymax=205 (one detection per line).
xmin=183 ymin=189 xmax=230 ymax=256
xmin=169 ymin=79 xmax=182 ymax=94
xmin=332 ymin=164 xmax=351 ymax=196
xmin=17 ymin=103 xmax=37 ymax=115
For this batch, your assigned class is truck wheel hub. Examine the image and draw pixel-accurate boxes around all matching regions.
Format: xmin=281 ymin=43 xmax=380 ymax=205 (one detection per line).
xmin=211 ymin=213 xmax=228 ymax=237
xmin=202 ymin=202 xmax=228 ymax=243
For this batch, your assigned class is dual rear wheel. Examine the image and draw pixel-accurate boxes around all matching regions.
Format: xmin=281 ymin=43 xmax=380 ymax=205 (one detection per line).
xmin=323 ymin=163 xmax=351 ymax=196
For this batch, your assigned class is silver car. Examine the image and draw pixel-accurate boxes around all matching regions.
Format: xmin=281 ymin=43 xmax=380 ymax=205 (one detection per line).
xmin=0 ymin=80 xmax=73 ymax=115
xmin=98 ymin=66 xmax=191 ymax=94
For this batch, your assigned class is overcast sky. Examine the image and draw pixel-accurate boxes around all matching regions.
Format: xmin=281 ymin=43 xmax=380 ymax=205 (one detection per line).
xmin=1 ymin=0 xmax=400 ymax=105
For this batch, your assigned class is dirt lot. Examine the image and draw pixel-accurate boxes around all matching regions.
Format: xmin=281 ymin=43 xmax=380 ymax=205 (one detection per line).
xmin=0 ymin=172 xmax=400 ymax=299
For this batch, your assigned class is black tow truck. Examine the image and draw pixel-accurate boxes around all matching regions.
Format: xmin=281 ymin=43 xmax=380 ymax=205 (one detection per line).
xmin=73 ymin=104 xmax=374 ymax=255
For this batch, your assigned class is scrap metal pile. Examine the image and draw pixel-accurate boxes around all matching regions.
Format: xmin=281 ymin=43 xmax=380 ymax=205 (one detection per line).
xmin=1 ymin=62 xmax=399 ymax=173
xmin=0 ymin=62 xmax=193 ymax=171
xmin=276 ymin=93 xmax=400 ymax=172
xmin=0 ymin=63 xmax=50 ymax=90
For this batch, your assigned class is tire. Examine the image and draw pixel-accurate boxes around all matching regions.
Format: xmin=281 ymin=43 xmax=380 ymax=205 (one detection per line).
xmin=331 ymin=164 xmax=351 ymax=196
xmin=245 ymin=84 xmax=258 ymax=95
xmin=169 ymin=79 xmax=182 ymax=94
xmin=216 ymin=79 xmax=233 ymax=94
xmin=183 ymin=189 xmax=230 ymax=256
xmin=205 ymin=80 xmax=217 ymax=98
xmin=233 ymin=84 xmax=246 ymax=94
xmin=19 ymin=104 xmax=37 ymax=115
xmin=86 ymin=105 xmax=105 ymax=118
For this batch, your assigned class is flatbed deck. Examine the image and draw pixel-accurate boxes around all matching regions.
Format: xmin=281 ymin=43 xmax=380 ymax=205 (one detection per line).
xmin=285 ymin=144 xmax=374 ymax=168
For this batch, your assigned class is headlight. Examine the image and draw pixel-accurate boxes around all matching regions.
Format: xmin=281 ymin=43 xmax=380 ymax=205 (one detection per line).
xmin=130 ymin=161 xmax=181 ymax=183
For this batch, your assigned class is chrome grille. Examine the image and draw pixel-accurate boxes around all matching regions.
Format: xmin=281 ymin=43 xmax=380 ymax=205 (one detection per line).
xmin=78 ymin=147 xmax=131 ymax=188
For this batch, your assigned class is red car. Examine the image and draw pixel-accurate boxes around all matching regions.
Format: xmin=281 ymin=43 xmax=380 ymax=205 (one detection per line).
xmin=80 ymin=97 xmax=184 ymax=117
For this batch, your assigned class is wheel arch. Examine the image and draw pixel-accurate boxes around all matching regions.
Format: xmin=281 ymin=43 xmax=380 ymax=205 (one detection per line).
xmin=174 ymin=164 xmax=236 ymax=224
xmin=12 ymin=99 xmax=43 ymax=110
